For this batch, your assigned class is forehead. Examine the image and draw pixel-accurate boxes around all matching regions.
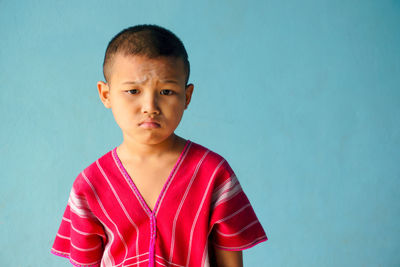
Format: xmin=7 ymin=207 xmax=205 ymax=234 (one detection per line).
xmin=108 ymin=54 xmax=186 ymax=85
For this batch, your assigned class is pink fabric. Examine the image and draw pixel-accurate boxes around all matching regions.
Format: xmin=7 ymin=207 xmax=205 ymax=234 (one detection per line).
xmin=51 ymin=140 xmax=267 ymax=267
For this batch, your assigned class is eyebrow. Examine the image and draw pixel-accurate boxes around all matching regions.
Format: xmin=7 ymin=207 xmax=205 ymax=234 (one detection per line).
xmin=159 ymin=79 xmax=179 ymax=84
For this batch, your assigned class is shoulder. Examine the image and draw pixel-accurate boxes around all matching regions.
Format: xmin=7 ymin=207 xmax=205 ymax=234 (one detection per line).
xmin=71 ymin=149 xmax=114 ymax=194
xmin=188 ymin=141 xmax=224 ymax=163
xmin=187 ymin=141 xmax=234 ymax=177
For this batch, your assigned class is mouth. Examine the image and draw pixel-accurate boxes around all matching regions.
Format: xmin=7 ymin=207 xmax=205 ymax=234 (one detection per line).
xmin=139 ymin=119 xmax=161 ymax=129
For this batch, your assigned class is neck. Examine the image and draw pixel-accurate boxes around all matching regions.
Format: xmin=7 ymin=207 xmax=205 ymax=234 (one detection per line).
xmin=118 ymin=134 xmax=186 ymax=161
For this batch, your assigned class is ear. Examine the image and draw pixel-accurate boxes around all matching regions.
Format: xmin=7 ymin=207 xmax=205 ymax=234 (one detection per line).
xmin=97 ymin=81 xmax=111 ymax=108
xmin=184 ymin=83 xmax=194 ymax=109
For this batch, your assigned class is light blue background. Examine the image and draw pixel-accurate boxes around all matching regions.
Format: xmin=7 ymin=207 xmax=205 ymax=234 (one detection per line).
xmin=1 ymin=1 xmax=399 ymax=266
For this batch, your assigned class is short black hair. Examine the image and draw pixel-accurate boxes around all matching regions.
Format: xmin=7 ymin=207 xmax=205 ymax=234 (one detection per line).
xmin=103 ymin=24 xmax=190 ymax=84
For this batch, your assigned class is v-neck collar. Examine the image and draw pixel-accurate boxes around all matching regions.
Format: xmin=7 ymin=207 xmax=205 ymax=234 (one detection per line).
xmin=112 ymin=140 xmax=192 ymax=217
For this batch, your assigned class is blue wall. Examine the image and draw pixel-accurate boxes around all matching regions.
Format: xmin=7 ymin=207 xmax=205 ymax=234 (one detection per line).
xmin=1 ymin=1 xmax=399 ymax=266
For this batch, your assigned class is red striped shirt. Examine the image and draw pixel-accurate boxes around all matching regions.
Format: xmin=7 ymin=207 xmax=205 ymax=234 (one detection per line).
xmin=51 ymin=140 xmax=267 ymax=267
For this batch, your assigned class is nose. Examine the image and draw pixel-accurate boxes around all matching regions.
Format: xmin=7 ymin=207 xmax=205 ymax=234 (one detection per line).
xmin=141 ymin=91 xmax=160 ymax=115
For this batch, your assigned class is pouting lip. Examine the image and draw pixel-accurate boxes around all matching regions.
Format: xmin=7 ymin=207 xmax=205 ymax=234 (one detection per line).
xmin=138 ymin=118 xmax=161 ymax=126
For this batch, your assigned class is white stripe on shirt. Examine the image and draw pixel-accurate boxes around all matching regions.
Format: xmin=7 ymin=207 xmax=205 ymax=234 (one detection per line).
xmin=186 ymin=159 xmax=225 ymax=266
xmin=215 ymin=220 xmax=259 ymax=237
xmin=169 ymin=150 xmax=209 ymax=262
xmin=96 ymin=160 xmax=140 ymax=260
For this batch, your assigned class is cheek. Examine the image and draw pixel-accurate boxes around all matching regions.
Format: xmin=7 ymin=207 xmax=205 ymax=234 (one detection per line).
xmin=167 ymin=101 xmax=185 ymax=116
xmin=111 ymin=107 xmax=128 ymax=128
xmin=170 ymin=106 xmax=186 ymax=127
xmin=111 ymin=101 xmax=138 ymax=126
xmin=161 ymin=96 xmax=184 ymax=111
xmin=161 ymin=105 xmax=185 ymax=127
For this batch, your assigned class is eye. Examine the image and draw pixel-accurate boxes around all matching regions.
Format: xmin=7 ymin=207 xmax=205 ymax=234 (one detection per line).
xmin=160 ymin=89 xmax=174 ymax=95
xmin=127 ymin=89 xmax=139 ymax=95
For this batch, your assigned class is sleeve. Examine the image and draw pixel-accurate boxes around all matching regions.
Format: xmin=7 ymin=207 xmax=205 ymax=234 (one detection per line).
xmin=51 ymin=176 xmax=107 ymax=267
xmin=209 ymin=161 xmax=268 ymax=251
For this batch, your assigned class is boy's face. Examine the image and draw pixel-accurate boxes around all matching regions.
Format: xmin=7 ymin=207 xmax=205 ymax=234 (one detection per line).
xmin=97 ymin=54 xmax=194 ymax=146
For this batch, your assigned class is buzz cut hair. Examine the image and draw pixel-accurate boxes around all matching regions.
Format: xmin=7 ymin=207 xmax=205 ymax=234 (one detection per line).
xmin=102 ymin=24 xmax=190 ymax=85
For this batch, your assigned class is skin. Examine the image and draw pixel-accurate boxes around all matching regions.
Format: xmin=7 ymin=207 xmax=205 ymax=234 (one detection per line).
xmin=97 ymin=53 xmax=243 ymax=266
xmin=214 ymin=250 xmax=243 ymax=267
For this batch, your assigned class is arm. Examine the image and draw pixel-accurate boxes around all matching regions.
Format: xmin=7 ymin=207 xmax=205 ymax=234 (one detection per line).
xmin=214 ymin=246 xmax=243 ymax=267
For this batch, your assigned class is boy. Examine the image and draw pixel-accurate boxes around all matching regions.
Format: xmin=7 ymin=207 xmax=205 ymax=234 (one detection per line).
xmin=51 ymin=25 xmax=267 ymax=267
